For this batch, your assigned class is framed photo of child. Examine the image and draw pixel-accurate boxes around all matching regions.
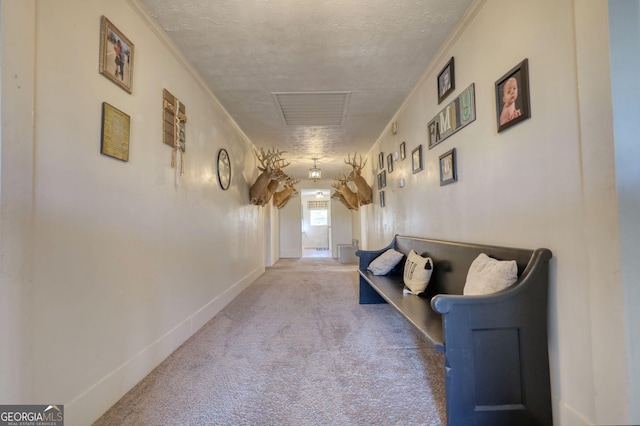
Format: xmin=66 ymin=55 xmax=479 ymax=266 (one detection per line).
xmin=495 ymin=59 xmax=530 ymax=133
xmin=99 ymin=16 xmax=135 ymax=94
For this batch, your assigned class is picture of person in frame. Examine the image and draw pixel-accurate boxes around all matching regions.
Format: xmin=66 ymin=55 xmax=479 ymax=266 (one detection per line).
xmin=499 ymin=76 xmax=522 ymax=125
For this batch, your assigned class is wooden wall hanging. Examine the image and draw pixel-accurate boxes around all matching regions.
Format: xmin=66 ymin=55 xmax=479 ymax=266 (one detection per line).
xmin=163 ymin=89 xmax=187 ymax=174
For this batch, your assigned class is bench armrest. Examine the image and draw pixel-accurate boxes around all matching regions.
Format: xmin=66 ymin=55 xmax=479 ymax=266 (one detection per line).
xmin=431 ymin=248 xmax=551 ymax=314
xmin=355 ymin=238 xmax=396 ymax=270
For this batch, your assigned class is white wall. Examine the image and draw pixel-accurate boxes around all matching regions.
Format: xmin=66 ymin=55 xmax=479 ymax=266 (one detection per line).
xmin=2 ymin=1 xmax=264 ymax=424
xmin=362 ymin=0 xmax=630 ymax=424
xmin=609 ymin=1 xmax=640 ymax=422
xmin=279 ymin=192 xmax=302 ymax=258
xmin=331 ymin=199 xmax=353 ymax=257
xmin=0 ymin=0 xmax=36 ymax=404
xmin=264 ymin=202 xmax=280 ymax=267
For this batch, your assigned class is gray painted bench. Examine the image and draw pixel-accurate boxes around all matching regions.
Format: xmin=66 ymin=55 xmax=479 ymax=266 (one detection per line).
xmin=356 ymin=235 xmax=553 ymax=426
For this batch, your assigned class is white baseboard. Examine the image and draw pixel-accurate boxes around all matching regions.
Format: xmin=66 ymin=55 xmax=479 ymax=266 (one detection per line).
xmin=555 ymin=397 xmax=594 ymax=425
xmin=66 ymin=266 xmax=265 ymax=426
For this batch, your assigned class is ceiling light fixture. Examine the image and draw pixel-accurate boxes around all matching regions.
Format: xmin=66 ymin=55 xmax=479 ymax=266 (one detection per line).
xmin=309 ymin=158 xmax=322 ymax=182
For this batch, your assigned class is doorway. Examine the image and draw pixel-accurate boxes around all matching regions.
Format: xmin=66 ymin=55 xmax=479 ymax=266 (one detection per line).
xmin=301 ymin=189 xmax=332 ymax=258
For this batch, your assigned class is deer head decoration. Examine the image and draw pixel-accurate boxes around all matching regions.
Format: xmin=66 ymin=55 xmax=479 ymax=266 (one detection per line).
xmin=273 ymin=177 xmax=300 ymax=209
xmin=331 ymin=174 xmax=359 ymax=210
xmin=345 ymin=152 xmax=372 ymax=206
xmin=249 ymin=148 xmax=290 ymax=206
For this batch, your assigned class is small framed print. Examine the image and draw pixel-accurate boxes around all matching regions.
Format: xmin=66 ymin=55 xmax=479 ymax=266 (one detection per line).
xmin=387 ymin=153 xmax=394 ymax=173
xmin=380 ymin=191 xmax=385 ymax=208
xmin=439 ymin=148 xmax=457 ymax=186
xmin=495 ymin=58 xmax=531 ymax=133
xmin=378 ymin=152 xmax=385 ymax=170
xmin=400 ymin=141 xmax=406 ymax=160
xmin=377 ymin=170 xmax=387 ymax=189
xmin=412 ymin=145 xmax=423 ymax=174
xmin=99 ymin=16 xmax=134 ymax=93
xmin=437 ymin=57 xmax=455 ymax=104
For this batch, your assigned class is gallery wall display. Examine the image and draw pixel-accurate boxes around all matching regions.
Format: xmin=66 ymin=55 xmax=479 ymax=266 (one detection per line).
xmin=99 ymin=16 xmax=135 ymax=94
xmin=439 ymin=148 xmax=457 ymax=186
xmin=100 ymin=102 xmax=130 ymax=162
xmin=437 ymin=57 xmax=455 ymax=104
xmin=427 ymin=83 xmax=476 ymax=150
xmin=495 ymin=58 xmax=531 ymax=133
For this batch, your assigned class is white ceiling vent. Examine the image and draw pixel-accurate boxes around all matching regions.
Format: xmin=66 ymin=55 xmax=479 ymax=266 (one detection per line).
xmin=272 ymin=91 xmax=351 ymax=126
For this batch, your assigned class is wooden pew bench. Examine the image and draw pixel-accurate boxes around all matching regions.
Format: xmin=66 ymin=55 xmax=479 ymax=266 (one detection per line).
xmin=356 ymin=235 xmax=553 ymax=426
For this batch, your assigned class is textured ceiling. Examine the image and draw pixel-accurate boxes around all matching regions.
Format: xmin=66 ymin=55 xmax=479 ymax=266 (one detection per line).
xmin=139 ymin=0 xmax=474 ymax=179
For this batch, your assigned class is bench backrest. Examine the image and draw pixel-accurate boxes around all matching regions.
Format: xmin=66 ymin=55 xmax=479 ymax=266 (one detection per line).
xmin=392 ymin=235 xmax=534 ymax=297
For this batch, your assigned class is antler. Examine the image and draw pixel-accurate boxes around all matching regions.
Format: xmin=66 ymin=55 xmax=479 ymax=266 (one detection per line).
xmin=253 ymin=147 xmax=291 ymax=173
xmin=345 ymin=152 xmax=367 ymax=172
xmin=272 ymin=158 xmax=291 ymax=171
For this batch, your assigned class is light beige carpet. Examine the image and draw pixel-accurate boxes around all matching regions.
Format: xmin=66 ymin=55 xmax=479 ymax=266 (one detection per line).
xmin=94 ymin=258 xmax=445 ymax=425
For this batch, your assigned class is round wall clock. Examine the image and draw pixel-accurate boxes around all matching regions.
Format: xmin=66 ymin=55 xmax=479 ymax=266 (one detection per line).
xmin=217 ymin=148 xmax=231 ymax=190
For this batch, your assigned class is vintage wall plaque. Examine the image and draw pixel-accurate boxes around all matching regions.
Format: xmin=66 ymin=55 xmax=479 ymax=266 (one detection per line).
xmin=101 ymin=102 xmax=130 ymax=162
xmin=163 ymin=89 xmax=187 ymax=174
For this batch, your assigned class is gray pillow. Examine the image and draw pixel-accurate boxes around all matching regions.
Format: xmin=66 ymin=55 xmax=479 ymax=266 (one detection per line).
xmin=368 ymin=248 xmax=404 ymax=275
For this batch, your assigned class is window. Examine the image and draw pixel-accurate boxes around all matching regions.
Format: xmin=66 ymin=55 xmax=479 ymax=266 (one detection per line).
xmin=309 ymin=209 xmax=328 ymax=226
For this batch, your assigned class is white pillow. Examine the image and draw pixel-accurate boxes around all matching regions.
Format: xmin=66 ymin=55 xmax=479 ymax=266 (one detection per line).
xmin=463 ymin=253 xmax=518 ymax=295
xmin=403 ymin=250 xmax=433 ymax=295
xmin=368 ymin=248 xmax=404 ymax=276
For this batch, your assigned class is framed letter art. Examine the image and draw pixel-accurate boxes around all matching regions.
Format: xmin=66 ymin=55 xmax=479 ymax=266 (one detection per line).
xmin=439 ymin=148 xmax=457 ymax=186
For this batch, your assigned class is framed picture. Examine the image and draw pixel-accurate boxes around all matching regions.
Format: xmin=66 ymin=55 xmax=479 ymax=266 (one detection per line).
xmin=378 ymin=152 xmax=385 ymax=170
xmin=439 ymin=148 xmax=457 ymax=186
xmin=99 ymin=16 xmax=135 ymax=94
xmin=437 ymin=57 xmax=455 ymax=104
xmin=412 ymin=145 xmax=423 ymax=174
xmin=400 ymin=142 xmax=406 ymax=160
xmin=377 ymin=170 xmax=387 ymax=189
xmin=380 ymin=191 xmax=385 ymax=208
xmin=387 ymin=153 xmax=394 ymax=173
xmin=100 ymin=102 xmax=130 ymax=162
xmin=495 ymin=58 xmax=530 ymax=133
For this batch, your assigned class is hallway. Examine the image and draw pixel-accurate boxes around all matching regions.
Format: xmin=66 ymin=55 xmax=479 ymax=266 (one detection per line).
xmin=94 ymin=258 xmax=445 ymax=425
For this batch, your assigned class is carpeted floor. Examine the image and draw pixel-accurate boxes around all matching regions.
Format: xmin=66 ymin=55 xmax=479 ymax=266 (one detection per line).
xmin=94 ymin=258 xmax=446 ymax=425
